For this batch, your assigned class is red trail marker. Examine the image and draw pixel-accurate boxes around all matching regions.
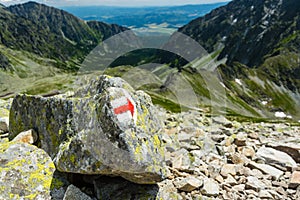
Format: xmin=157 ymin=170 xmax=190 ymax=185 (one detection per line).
xmin=114 ymin=98 xmax=135 ymax=117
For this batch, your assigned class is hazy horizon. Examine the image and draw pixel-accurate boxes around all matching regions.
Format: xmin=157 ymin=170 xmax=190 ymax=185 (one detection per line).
xmin=0 ymin=0 xmax=230 ymax=7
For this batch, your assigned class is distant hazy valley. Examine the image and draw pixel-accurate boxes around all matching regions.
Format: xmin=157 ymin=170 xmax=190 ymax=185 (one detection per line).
xmin=62 ymin=3 xmax=228 ymax=35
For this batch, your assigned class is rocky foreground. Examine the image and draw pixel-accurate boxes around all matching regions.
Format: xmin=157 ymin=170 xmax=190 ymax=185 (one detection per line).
xmin=1 ymin=76 xmax=300 ymax=200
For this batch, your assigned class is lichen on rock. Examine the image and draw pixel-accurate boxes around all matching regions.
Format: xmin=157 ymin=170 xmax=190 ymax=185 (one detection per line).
xmin=0 ymin=142 xmax=55 ymax=200
xmin=9 ymin=75 xmax=167 ymax=184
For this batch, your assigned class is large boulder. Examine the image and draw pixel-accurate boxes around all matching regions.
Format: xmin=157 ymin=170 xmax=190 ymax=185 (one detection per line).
xmin=9 ymin=75 xmax=166 ymax=184
xmin=0 ymin=142 xmax=55 ymax=199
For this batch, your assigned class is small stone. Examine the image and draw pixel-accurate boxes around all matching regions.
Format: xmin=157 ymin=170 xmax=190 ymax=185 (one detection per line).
xmin=239 ymin=166 xmax=252 ymax=177
xmin=177 ymin=132 xmax=192 ymax=142
xmin=272 ymin=181 xmax=288 ymax=189
xmin=276 ymin=187 xmax=287 ymax=196
xmin=245 ymin=176 xmax=266 ymax=192
xmin=251 ymin=169 xmax=264 ymax=179
xmin=171 ymin=148 xmax=191 ymax=170
xmin=287 ymin=189 xmax=296 ymax=195
xmin=63 ymin=185 xmax=92 ymax=200
xmin=221 ymin=164 xmax=237 ymax=178
xmin=157 ymin=180 xmax=183 ymax=200
xmin=234 ymin=133 xmax=247 ymax=146
xmin=225 ymin=174 xmax=237 ymax=186
xmin=223 ymin=145 xmax=236 ymax=154
xmin=248 ymin=161 xmax=284 ymax=180
xmin=289 ymin=171 xmax=300 ymax=189
xmin=215 ymin=175 xmax=224 ymax=183
xmin=230 ymin=153 xmax=248 ymax=165
xmin=0 ymin=117 xmax=9 ymax=133
xmin=12 ymin=129 xmax=38 ymax=144
xmin=284 ymin=171 xmax=291 ymax=179
xmin=248 ymin=132 xmax=259 ymax=140
xmin=165 ymin=127 xmax=179 ymax=135
xmin=212 ymin=116 xmax=233 ymax=128
xmin=259 ymin=190 xmax=273 ymax=199
xmin=190 ymin=150 xmax=205 ymax=167
xmin=245 ymin=190 xmax=258 ymax=196
xmin=201 ymin=178 xmax=219 ymax=197
xmin=173 ymin=176 xmax=203 ymax=192
xmin=256 ymin=147 xmax=297 ymax=168
xmin=241 ymin=146 xmax=255 ymax=158
xmin=232 ymin=184 xmax=245 ymax=192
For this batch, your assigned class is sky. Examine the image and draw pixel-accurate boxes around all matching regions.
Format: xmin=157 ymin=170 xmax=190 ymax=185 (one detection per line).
xmin=0 ymin=0 xmax=229 ymax=7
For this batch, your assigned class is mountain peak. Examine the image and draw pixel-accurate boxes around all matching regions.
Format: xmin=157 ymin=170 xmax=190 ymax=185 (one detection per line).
xmin=0 ymin=2 xmax=127 ymax=70
xmin=180 ymin=0 xmax=300 ymax=68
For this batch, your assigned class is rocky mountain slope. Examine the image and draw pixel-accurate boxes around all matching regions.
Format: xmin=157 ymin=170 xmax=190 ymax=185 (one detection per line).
xmin=102 ymin=0 xmax=300 ymax=121
xmin=1 ymin=1 xmax=127 ymax=70
xmin=1 ymin=76 xmax=300 ymax=199
xmin=0 ymin=2 xmax=127 ymax=98
xmin=177 ymin=0 xmax=300 ymax=120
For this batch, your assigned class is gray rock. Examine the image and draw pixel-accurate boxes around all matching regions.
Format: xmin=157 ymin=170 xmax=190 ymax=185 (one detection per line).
xmin=258 ymin=190 xmax=274 ymax=199
xmin=11 ymin=129 xmax=38 ymax=144
xmin=256 ymin=147 xmax=297 ymax=168
xmin=190 ymin=150 xmax=205 ymax=167
xmin=201 ymin=178 xmax=219 ymax=197
xmin=232 ymin=184 xmax=245 ymax=192
xmin=241 ymin=146 xmax=255 ymax=158
xmin=248 ymin=161 xmax=284 ymax=180
xmin=63 ymin=184 xmax=92 ymax=200
xmin=157 ymin=180 xmax=183 ymax=200
xmin=268 ymin=143 xmax=300 ymax=163
xmin=0 ymin=142 xmax=55 ymax=200
xmin=289 ymin=171 xmax=300 ymax=189
xmin=234 ymin=132 xmax=247 ymax=146
xmin=245 ymin=176 xmax=266 ymax=192
xmin=0 ymin=117 xmax=9 ymax=133
xmin=177 ymin=131 xmax=193 ymax=142
xmin=224 ymin=174 xmax=237 ymax=186
xmin=212 ymin=116 xmax=233 ymax=128
xmin=171 ymin=148 xmax=191 ymax=170
xmin=220 ymin=164 xmax=237 ymax=178
xmin=9 ymin=75 xmax=166 ymax=184
xmin=173 ymin=176 xmax=203 ymax=192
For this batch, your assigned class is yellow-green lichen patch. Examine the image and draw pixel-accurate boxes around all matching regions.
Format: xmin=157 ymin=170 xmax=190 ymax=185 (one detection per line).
xmin=136 ymin=105 xmax=150 ymax=132
xmin=0 ymin=142 xmax=56 ymax=200
xmin=0 ymin=108 xmax=9 ymax=118
xmin=153 ymin=135 xmax=161 ymax=147
xmin=69 ymin=153 xmax=76 ymax=165
xmin=135 ymin=145 xmax=142 ymax=156
xmin=50 ymin=177 xmax=65 ymax=190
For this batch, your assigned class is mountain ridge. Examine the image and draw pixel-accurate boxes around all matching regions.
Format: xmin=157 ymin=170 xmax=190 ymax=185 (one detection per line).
xmin=177 ymin=0 xmax=300 ymax=119
xmin=1 ymin=1 xmax=127 ymax=70
xmin=0 ymin=1 xmax=127 ymax=97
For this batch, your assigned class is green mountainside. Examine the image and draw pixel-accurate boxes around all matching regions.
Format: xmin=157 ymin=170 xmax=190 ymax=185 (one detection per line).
xmin=173 ymin=0 xmax=300 ymax=120
xmin=0 ymin=1 xmax=127 ymax=70
xmin=0 ymin=2 xmax=127 ymax=97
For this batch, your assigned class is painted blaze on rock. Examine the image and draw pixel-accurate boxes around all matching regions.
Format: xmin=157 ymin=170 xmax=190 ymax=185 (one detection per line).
xmin=110 ymin=88 xmax=137 ymax=126
xmin=9 ymin=75 xmax=166 ymax=184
